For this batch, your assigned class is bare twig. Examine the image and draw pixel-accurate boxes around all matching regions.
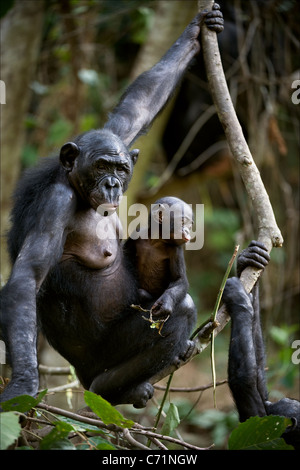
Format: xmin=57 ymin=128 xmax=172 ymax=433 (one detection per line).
xmin=35 ymin=402 xmax=209 ymax=450
xmin=39 ymin=365 xmax=72 ymax=375
xmin=154 ymin=379 xmax=227 ymax=392
xmin=46 ymin=379 xmax=80 ymax=393
xmin=130 ymin=428 xmax=212 ymax=451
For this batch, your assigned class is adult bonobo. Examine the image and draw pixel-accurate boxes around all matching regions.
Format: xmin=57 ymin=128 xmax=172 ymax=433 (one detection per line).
xmin=0 ymin=5 xmax=224 ymax=407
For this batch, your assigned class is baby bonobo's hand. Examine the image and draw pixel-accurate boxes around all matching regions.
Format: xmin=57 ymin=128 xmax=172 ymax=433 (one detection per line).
xmin=138 ymin=288 xmax=154 ymax=304
xmin=151 ymin=294 xmax=173 ymax=319
xmin=237 ymin=240 xmax=270 ymax=277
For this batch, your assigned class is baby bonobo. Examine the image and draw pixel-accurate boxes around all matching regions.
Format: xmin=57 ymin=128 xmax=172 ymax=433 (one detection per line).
xmin=125 ymin=196 xmax=194 ymax=323
xmin=90 ymin=197 xmax=196 ymax=404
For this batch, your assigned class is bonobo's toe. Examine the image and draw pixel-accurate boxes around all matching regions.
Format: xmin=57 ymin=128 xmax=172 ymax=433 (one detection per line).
xmin=128 ymin=382 xmax=154 ymax=409
xmin=173 ymin=340 xmax=196 ymax=368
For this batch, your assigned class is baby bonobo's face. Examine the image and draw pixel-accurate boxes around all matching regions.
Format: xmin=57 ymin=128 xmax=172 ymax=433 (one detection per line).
xmin=151 ymin=197 xmax=193 ymax=246
xmin=170 ymin=201 xmax=193 ymax=245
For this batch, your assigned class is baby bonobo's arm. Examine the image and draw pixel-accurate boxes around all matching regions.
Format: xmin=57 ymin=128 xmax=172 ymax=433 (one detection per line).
xmin=151 ymin=247 xmax=189 ymax=318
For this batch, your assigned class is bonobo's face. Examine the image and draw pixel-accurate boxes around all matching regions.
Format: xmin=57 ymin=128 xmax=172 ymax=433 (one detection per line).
xmin=59 ymin=130 xmax=139 ymax=211
xmin=151 ymin=196 xmax=194 ymax=245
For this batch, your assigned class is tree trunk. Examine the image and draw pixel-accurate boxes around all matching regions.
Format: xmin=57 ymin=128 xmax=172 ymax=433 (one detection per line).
xmin=0 ymin=0 xmax=45 ymax=281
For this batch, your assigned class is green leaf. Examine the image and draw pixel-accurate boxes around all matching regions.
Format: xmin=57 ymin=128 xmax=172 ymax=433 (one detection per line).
xmin=161 ymin=403 xmax=180 ymax=436
xmin=228 ymin=415 xmax=294 ymax=450
xmin=39 ymin=421 xmax=74 ymax=450
xmin=0 ymin=412 xmax=21 ymax=450
xmin=84 ymin=391 xmax=134 ymax=429
xmin=1 ymin=390 xmax=48 ymax=413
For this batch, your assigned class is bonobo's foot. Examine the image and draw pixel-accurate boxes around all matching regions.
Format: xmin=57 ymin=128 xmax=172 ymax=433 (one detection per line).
xmin=0 ymin=374 xmax=39 ymax=407
xmin=237 ymin=240 xmax=270 ymax=277
xmin=222 ymin=277 xmax=254 ymax=319
xmin=173 ymin=340 xmax=195 ymax=369
xmin=122 ymin=382 xmax=154 ymax=409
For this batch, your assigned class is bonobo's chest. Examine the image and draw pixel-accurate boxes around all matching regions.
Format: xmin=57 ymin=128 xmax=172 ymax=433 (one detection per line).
xmin=135 ymin=239 xmax=170 ymax=295
xmin=62 ymin=208 xmax=122 ymax=269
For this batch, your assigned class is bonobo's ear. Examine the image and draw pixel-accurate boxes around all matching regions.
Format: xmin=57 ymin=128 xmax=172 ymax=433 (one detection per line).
xmin=60 ymin=142 xmax=80 ymax=171
xmin=129 ymin=149 xmax=139 ymax=166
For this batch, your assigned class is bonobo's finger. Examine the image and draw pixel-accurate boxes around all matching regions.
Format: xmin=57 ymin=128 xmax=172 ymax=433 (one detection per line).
xmin=204 ymin=14 xmax=224 ymax=33
xmin=205 ymin=12 xmax=224 ymax=20
xmin=248 ymin=240 xmax=270 ymax=256
xmin=247 ymin=242 xmax=270 ymax=263
xmin=248 ymin=249 xmax=270 ymax=265
xmin=237 ymin=240 xmax=271 ymax=276
xmin=151 ymin=302 xmax=163 ymax=317
xmin=193 ymin=11 xmax=208 ymax=25
xmin=240 ymin=255 xmax=269 ymax=270
xmin=206 ymin=24 xmax=224 ymax=33
xmin=237 ymin=253 xmax=269 ymax=276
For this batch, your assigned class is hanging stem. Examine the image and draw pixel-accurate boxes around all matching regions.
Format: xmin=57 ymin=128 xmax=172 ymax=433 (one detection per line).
xmin=147 ymin=372 xmax=174 ymax=447
xmin=210 ymin=245 xmax=239 ymax=407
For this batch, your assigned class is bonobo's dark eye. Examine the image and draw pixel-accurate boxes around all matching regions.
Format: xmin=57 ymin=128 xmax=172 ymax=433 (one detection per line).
xmin=116 ymin=165 xmax=129 ymax=175
xmin=96 ymin=162 xmax=107 ymax=172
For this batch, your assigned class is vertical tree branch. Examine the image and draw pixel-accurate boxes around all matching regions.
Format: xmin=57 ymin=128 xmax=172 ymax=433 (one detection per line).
xmin=198 ymin=0 xmax=283 ymax=273
xmin=196 ymin=0 xmax=283 ymax=335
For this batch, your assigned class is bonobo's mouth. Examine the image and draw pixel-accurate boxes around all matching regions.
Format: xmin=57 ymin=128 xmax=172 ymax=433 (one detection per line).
xmin=93 ymin=200 xmax=119 ymax=215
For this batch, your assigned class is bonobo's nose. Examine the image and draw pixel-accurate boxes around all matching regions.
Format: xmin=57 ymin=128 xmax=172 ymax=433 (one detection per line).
xmin=104 ymin=176 xmax=121 ymax=189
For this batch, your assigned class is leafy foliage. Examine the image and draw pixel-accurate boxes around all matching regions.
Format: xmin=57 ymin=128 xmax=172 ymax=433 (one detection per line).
xmin=0 ymin=412 xmax=21 ymax=450
xmin=0 ymin=389 xmax=47 ymax=413
xmin=39 ymin=421 xmax=75 ymax=450
xmin=83 ymin=391 xmax=134 ymax=429
xmin=0 ymin=391 xmax=119 ymax=450
xmin=228 ymin=415 xmax=294 ymax=450
xmin=160 ymin=403 xmax=180 ymax=436
xmin=1 ymin=390 xmax=296 ymax=450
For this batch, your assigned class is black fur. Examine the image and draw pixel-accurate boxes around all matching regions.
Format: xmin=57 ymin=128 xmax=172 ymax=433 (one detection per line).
xmin=223 ymin=241 xmax=300 ymax=449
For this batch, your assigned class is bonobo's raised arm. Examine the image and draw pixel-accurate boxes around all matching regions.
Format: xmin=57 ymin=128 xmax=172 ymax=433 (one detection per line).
xmin=104 ymin=5 xmax=224 ymax=147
